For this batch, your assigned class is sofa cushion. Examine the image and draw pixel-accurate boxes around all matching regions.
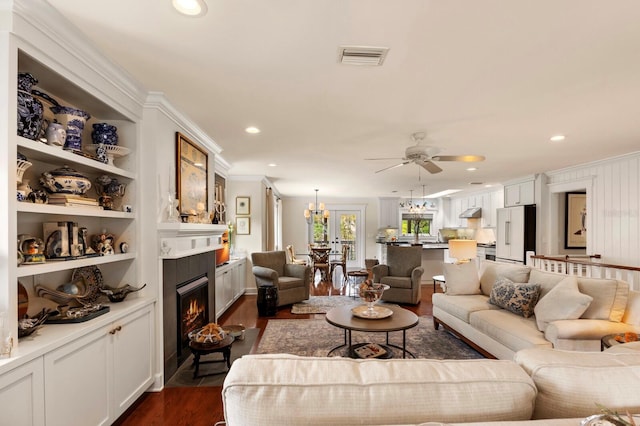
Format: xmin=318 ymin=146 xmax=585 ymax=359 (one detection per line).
xmin=488 ymin=277 xmax=540 ymax=318
xmin=577 ymin=277 xmax=629 ymax=322
xmin=528 ymin=268 xmax=566 ymax=299
xmin=533 ymin=276 xmax=592 ymax=332
xmin=514 ymin=347 xmax=640 ymax=419
xmin=623 ymin=290 xmax=640 ymax=325
xmin=470 ymin=309 xmax=552 ymax=353
xmin=223 ymin=354 xmax=537 ymax=425
xmin=432 ymin=293 xmax=499 ymax=323
xmin=443 ymin=261 xmax=481 ymax=295
xmin=479 ymin=260 xmax=531 ymax=296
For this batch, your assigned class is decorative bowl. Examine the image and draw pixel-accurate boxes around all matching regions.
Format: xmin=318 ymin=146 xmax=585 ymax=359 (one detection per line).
xmin=40 ymin=165 xmax=92 ymax=195
xmin=188 ymin=323 xmax=226 ymax=346
xmin=358 ymin=282 xmax=390 ymax=318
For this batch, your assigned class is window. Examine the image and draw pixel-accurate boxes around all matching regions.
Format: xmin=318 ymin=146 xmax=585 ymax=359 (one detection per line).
xmin=401 ymin=214 xmax=433 ymax=236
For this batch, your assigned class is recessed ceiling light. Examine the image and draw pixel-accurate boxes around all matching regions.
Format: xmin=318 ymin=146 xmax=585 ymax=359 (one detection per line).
xmin=268 ymin=163 xmax=277 ymax=167
xmin=245 ymin=126 xmax=261 ymax=134
xmin=485 ymin=184 xmax=493 ymax=188
xmin=466 ymin=167 xmax=477 ymax=171
xmin=172 ymin=0 xmax=207 ymax=16
xmin=550 ymin=134 xmax=565 ymax=142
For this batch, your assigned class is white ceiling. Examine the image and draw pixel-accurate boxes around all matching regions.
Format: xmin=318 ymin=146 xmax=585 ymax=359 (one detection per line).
xmin=47 ymin=0 xmax=640 ymax=199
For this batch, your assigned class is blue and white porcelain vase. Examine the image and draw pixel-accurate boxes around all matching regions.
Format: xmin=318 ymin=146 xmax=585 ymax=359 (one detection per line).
xmin=17 ymin=73 xmax=44 ymax=140
xmin=91 ymin=123 xmax=118 ymax=145
xmin=50 ymin=105 xmax=91 ymax=151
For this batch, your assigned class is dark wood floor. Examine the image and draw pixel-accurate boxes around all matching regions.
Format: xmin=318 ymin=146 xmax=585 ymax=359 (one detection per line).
xmin=114 ymin=280 xmax=437 ymax=426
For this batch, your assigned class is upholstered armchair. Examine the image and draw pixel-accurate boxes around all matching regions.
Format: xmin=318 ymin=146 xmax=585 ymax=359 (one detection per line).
xmin=372 ymin=245 xmax=424 ymax=304
xmin=251 ymin=251 xmax=311 ymax=307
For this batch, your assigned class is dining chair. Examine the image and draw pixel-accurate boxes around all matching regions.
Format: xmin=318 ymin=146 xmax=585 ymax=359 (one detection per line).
xmin=286 ymin=244 xmax=308 ymax=265
xmin=329 ymin=244 xmax=349 ymax=284
xmin=309 ymin=246 xmax=330 ymax=283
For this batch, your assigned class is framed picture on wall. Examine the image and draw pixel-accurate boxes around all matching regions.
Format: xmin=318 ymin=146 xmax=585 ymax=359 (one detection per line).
xmin=565 ymin=192 xmax=586 ymax=249
xmin=236 ymin=196 xmax=250 ymax=215
xmin=176 ymin=132 xmax=208 ymax=214
xmin=236 ymin=217 xmax=250 ymax=235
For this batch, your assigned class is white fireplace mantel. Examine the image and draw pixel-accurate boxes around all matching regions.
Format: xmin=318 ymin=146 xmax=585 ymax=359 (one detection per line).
xmin=157 ymin=223 xmax=228 ymax=259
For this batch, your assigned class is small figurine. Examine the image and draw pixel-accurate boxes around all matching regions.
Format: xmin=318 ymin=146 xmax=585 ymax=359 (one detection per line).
xmin=92 ymin=230 xmax=115 ymax=255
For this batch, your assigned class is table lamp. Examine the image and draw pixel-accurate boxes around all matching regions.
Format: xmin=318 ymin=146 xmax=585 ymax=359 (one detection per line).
xmin=448 ymin=239 xmax=477 ymax=264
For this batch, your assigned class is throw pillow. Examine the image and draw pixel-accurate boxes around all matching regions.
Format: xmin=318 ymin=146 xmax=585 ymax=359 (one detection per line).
xmin=488 ymin=277 xmax=541 ymax=318
xmin=533 ymin=276 xmax=593 ymax=332
xmin=443 ymin=262 xmax=481 ymax=295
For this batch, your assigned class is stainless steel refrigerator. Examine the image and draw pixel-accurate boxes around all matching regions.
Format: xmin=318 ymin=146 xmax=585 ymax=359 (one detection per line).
xmin=496 ymin=205 xmax=536 ymax=264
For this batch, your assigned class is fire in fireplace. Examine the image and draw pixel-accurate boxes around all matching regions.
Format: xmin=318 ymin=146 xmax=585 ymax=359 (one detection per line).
xmin=176 ymin=275 xmax=209 ymax=363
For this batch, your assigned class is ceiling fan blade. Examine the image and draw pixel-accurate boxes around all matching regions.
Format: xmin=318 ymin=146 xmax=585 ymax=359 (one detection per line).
xmin=364 ymin=157 xmax=404 ymax=161
xmin=417 ymin=159 xmax=443 ymax=174
xmin=375 ymin=161 xmax=410 ymax=173
xmin=431 ymin=155 xmax=486 ymax=162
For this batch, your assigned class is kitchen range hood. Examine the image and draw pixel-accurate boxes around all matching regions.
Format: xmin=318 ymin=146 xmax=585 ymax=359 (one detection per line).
xmin=459 ymin=207 xmax=482 ymax=218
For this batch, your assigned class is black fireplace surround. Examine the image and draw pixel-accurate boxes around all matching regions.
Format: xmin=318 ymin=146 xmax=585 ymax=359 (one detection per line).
xmin=163 ymin=252 xmax=216 ymax=382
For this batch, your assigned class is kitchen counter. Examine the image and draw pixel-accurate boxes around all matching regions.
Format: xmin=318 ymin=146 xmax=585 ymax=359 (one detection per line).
xmin=377 ymin=242 xmax=449 ymax=249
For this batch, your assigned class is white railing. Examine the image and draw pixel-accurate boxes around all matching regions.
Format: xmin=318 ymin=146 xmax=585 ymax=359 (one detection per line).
xmin=531 ymin=254 xmax=640 ymax=290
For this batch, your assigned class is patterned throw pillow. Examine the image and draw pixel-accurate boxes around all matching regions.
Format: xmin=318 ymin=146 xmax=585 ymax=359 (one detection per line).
xmin=489 ymin=277 xmax=541 ymax=318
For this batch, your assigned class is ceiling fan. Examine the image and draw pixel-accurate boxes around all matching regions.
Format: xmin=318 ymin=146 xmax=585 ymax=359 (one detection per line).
xmin=365 ymin=132 xmax=485 ymax=174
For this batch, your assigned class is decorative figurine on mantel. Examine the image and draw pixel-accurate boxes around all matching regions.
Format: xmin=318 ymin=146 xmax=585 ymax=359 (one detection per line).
xmin=166 ymin=192 xmax=180 ymax=223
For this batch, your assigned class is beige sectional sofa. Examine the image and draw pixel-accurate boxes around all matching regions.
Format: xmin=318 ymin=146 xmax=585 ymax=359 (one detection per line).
xmin=432 ymin=260 xmax=640 ymax=359
xmin=222 ymin=348 xmax=640 ymax=425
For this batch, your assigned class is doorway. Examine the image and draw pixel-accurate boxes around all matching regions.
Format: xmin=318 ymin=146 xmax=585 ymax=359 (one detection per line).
xmin=327 ymin=209 xmax=364 ymax=270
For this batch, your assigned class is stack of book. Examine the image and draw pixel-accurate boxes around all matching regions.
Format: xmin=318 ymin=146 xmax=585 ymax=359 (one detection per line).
xmin=47 ymin=194 xmax=102 ymax=209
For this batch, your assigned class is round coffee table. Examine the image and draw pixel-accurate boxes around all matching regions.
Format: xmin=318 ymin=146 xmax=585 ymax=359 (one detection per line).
xmin=325 ymin=304 xmax=419 ymax=358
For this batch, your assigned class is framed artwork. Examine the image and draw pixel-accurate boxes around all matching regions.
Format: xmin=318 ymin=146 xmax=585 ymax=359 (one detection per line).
xmin=565 ymin=192 xmax=587 ymax=249
xmin=236 ymin=196 xmax=250 ymax=215
xmin=176 ymin=132 xmax=208 ymax=214
xmin=236 ymin=217 xmax=250 ymax=235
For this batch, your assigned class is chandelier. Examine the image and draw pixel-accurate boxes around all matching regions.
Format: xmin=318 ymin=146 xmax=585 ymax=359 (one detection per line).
xmin=401 ymin=186 xmax=429 ymax=214
xmin=304 ymin=189 xmax=329 ymax=224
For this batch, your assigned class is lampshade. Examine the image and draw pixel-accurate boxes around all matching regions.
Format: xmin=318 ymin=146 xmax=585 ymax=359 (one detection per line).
xmin=448 ymin=239 xmax=477 ymax=263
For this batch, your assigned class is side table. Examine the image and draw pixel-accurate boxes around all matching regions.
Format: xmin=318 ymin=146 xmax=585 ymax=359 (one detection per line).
xmin=346 ymin=270 xmax=369 ymax=298
xmin=189 ymin=334 xmax=234 ymax=379
xmin=432 ymin=275 xmax=445 ymax=293
xmin=257 ymin=285 xmax=278 ymax=316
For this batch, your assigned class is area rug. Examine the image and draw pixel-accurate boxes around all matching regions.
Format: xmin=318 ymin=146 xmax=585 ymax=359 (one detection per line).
xmin=291 ymin=295 xmax=360 ymax=314
xmin=256 ymin=318 xmax=483 ymax=359
xmin=165 ymin=327 xmax=259 ymax=387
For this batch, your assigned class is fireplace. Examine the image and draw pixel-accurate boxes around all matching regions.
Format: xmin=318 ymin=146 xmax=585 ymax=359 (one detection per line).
xmin=176 ymin=275 xmax=209 ymax=364
xmin=162 ymin=252 xmax=217 ymax=382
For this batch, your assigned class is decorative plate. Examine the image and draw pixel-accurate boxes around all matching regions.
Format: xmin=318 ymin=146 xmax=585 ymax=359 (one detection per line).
xmin=351 ymin=305 xmax=393 ymax=319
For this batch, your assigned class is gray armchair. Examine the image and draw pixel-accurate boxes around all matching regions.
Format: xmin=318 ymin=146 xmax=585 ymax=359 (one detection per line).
xmin=372 ymin=245 xmax=424 ymax=305
xmin=251 ymin=251 xmax=311 ymax=307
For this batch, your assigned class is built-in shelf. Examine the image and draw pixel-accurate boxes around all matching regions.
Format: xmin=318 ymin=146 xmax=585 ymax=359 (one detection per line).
xmin=17 ymin=253 xmax=136 ymax=277
xmin=18 ymin=202 xmax=134 ymax=218
xmin=17 ymin=136 xmax=135 ymax=179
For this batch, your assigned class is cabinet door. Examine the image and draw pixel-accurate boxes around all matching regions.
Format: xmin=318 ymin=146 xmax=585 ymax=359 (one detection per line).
xmin=519 ymin=180 xmax=535 ymax=205
xmin=45 ymin=327 xmax=110 ymax=426
xmin=0 ymin=358 xmax=45 ymax=426
xmin=215 ymin=270 xmax=226 ymax=319
xmin=504 ymin=184 xmax=521 ymax=207
xmin=111 ymin=305 xmax=154 ymax=419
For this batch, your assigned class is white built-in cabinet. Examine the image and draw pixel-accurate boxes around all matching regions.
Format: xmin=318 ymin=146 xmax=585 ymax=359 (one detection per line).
xmin=504 ymin=180 xmax=535 ymax=206
xmin=215 ymin=258 xmax=247 ymax=320
xmin=0 ymin=357 xmax=45 ymax=426
xmin=43 ymin=303 xmax=153 ymax=426
xmin=378 ymin=197 xmax=400 ymax=229
xmin=1 ymin=4 xmax=154 ymax=423
xmin=445 ymin=189 xmax=504 ymax=228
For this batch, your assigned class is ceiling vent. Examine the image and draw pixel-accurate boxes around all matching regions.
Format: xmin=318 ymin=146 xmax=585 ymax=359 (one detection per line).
xmin=338 ymin=46 xmax=389 ymax=66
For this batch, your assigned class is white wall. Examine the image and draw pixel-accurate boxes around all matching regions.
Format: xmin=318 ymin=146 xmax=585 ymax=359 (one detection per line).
xmin=281 ymin=196 xmax=379 ymax=266
xmin=546 ymin=152 xmax=640 ymax=266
